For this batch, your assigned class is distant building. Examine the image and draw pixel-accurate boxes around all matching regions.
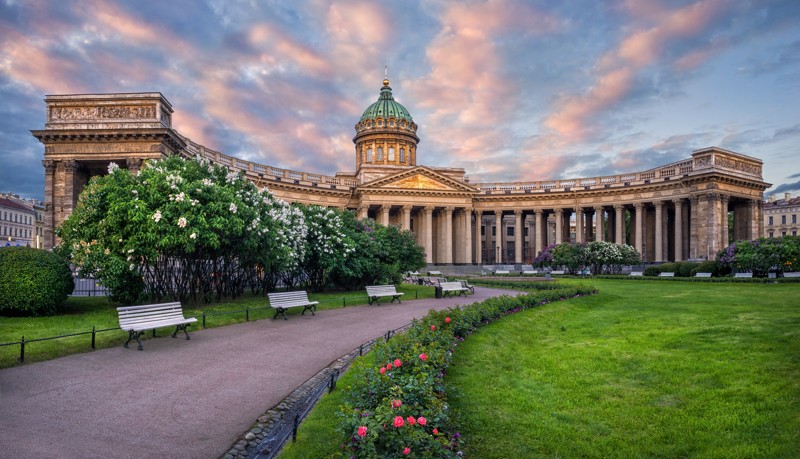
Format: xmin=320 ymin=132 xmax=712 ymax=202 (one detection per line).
xmin=0 ymin=193 xmax=44 ymax=248
xmin=764 ymin=193 xmax=800 ymax=238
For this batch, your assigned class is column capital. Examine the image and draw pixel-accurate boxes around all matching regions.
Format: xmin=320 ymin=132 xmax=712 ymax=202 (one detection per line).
xmin=126 ymin=157 xmax=143 ymax=172
xmin=613 ymin=204 xmax=624 ymax=211
xmin=593 ymin=205 xmax=604 ymax=212
xmin=633 ymin=202 xmax=644 ymax=209
xmin=672 ymin=198 xmax=684 ymax=206
xmin=444 ymin=206 xmax=455 ymax=213
xmin=63 ymin=159 xmax=79 ymax=173
xmin=534 ymin=208 xmax=543 ymax=216
xmin=575 ymin=207 xmax=584 ymax=214
xmin=424 ymin=206 xmax=434 ymax=213
xmin=402 ymin=204 xmax=412 ymax=210
xmin=554 ymin=208 xmax=563 ymax=215
xmin=514 ymin=209 xmax=524 ymax=216
xmin=690 ymin=195 xmax=701 ymax=205
xmin=42 ymin=159 xmax=56 ymax=174
xmin=653 ymin=200 xmax=664 ymax=209
xmin=494 ymin=209 xmax=503 ymax=217
xmin=719 ymin=194 xmax=730 ymax=204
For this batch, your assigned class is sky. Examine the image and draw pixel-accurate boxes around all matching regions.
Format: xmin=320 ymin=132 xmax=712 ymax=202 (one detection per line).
xmin=1 ymin=0 xmax=799 ymax=201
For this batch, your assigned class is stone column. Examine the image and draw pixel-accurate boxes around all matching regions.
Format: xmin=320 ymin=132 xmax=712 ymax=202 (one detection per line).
xmin=380 ymin=205 xmax=390 ymax=227
xmin=575 ymin=208 xmax=584 ymax=243
xmin=634 ymin=203 xmax=643 ymax=254
xmin=673 ymin=199 xmax=683 ymax=261
xmin=514 ymin=210 xmax=523 ymax=263
xmin=42 ymin=160 xmax=56 ymax=250
xmin=584 ymin=209 xmax=593 ymax=241
xmin=689 ymin=195 xmax=701 ymax=259
xmin=358 ymin=205 xmax=369 ymax=221
xmin=614 ymin=205 xmax=624 ymax=244
xmin=464 ymin=209 xmax=468 ymax=265
xmin=720 ymin=195 xmax=729 ymax=248
xmin=474 ymin=210 xmax=482 ymax=265
xmin=706 ymin=193 xmax=722 ymax=259
xmin=748 ymin=199 xmax=759 ymax=240
xmin=495 ymin=210 xmax=503 ymax=264
xmin=61 ymin=159 xmax=79 ymax=234
xmin=554 ymin=209 xmax=563 ymax=245
xmin=534 ymin=210 xmax=544 ymax=257
xmin=444 ymin=207 xmax=454 ymax=264
xmin=654 ymin=201 xmax=663 ymax=262
xmin=594 ymin=206 xmax=604 ymax=242
xmin=424 ymin=206 xmax=434 ymax=264
xmin=401 ymin=205 xmax=412 ymax=231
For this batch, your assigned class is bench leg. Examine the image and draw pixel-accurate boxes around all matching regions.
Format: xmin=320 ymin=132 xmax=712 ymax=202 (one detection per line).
xmin=273 ymin=307 xmax=288 ymax=320
xmin=369 ymin=296 xmax=380 ymax=305
xmin=302 ymin=305 xmax=315 ymax=316
xmin=172 ymin=323 xmax=192 ymax=340
xmin=123 ymin=330 xmax=145 ymax=351
xmin=391 ymin=295 xmax=401 ymax=303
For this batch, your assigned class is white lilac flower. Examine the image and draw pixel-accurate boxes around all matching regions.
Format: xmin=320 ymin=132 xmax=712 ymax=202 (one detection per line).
xmin=107 ymin=162 xmax=119 ymax=173
xmin=190 ymin=232 xmax=196 ymax=239
xmin=178 ymin=217 xmax=187 ymax=228
xmin=152 ymin=210 xmax=162 ymax=223
xmin=229 ymin=203 xmax=237 ymax=214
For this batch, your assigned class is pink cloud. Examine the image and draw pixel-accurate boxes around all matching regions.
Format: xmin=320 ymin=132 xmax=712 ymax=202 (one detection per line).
xmin=545 ymin=0 xmax=728 ymax=142
xmin=247 ymin=24 xmax=332 ymax=76
xmin=325 ymin=1 xmax=391 ymax=87
xmin=0 ymin=31 xmax=88 ymax=94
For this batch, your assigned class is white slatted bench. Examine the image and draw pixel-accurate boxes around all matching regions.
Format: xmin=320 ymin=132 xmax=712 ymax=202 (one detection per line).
xmin=550 ymin=270 xmax=565 ymax=275
xmin=734 ymin=272 xmax=753 ymax=278
xmin=659 ymin=272 xmax=675 ymax=277
xmin=117 ymin=302 xmax=197 ymax=351
xmin=695 ymin=272 xmax=712 ymax=278
xmin=784 ymin=272 xmax=800 ymax=278
xmin=457 ymin=279 xmax=475 ymax=294
xmin=366 ymin=285 xmax=404 ymax=305
xmin=630 ymin=271 xmax=644 ymax=276
xmin=494 ymin=270 xmax=510 ymax=275
xmin=268 ymin=291 xmax=319 ymax=320
xmin=522 ymin=270 xmax=538 ymax=275
xmin=440 ymin=281 xmax=469 ymax=298
xmin=428 ymin=270 xmax=443 ymax=276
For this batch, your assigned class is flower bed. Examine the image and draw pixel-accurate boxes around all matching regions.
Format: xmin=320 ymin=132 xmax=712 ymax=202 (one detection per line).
xmin=336 ymin=285 xmax=597 ymax=458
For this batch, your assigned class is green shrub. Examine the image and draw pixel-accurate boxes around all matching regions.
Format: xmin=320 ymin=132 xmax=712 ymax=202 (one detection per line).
xmin=690 ymin=260 xmax=719 ymax=277
xmin=644 ymin=266 xmax=661 ymax=276
xmin=676 ymin=261 xmax=699 ymax=277
xmin=0 ymin=247 xmax=75 ymax=316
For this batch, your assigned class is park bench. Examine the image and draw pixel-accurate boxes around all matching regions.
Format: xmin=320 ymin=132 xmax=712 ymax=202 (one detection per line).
xmin=366 ymin=285 xmax=404 ymax=305
xmin=494 ymin=269 xmax=510 ymax=275
xmin=457 ymin=279 xmax=475 ymax=294
xmin=268 ymin=291 xmax=319 ymax=320
xmin=117 ymin=302 xmax=197 ymax=351
xmin=695 ymin=272 xmax=712 ymax=278
xmin=734 ymin=272 xmax=753 ymax=278
xmin=428 ymin=270 xmax=443 ymax=276
xmin=522 ymin=270 xmax=538 ymax=275
xmin=440 ymin=281 xmax=469 ymax=298
xmin=783 ymin=272 xmax=800 ymax=278
xmin=629 ymin=271 xmax=644 ymax=276
xmin=550 ymin=270 xmax=565 ymax=275
xmin=659 ymin=272 xmax=675 ymax=277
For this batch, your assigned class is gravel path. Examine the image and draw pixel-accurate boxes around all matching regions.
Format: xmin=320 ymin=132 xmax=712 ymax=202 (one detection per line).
xmin=0 ymin=287 xmax=517 ymax=458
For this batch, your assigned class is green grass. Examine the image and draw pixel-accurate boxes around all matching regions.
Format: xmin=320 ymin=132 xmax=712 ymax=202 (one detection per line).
xmin=446 ymin=279 xmax=800 ymax=458
xmin=0 ymin=283 xmax=435 ymax=368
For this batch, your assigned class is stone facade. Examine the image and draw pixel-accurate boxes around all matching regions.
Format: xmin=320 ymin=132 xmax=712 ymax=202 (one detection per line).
xmin=32 ymin=88 xmax=771 ymax=263
xmin=764 ymin=193 xmax=800 ymax=238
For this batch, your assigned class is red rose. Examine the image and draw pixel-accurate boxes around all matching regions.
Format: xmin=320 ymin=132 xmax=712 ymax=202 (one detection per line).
xmin=393 ymin=416 xmax=404 ymax=428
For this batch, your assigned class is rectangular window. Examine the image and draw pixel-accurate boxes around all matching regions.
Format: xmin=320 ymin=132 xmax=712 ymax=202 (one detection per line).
xmin=367 ymin=148 xmax=373 ymax=162
xmin=769 ymin=232 xmax=774 ymax=238
xmin=769 ymin=216 xmax=773 ymax=225
xmin=507 ymin=226 xmax=514 ymax=237
xmin=399 ymin=148 xmax=405 ymax=162
xmin=524 ymin=227 xmax=529 ymax=237
xmin=377 ymin=147 xmax=384 ymax=161
xmin=388 ymin=147 xmax=395 ymax=161
xmin=481 ymin=226 xmax=485 ymax=236
xmin=794 ymin=215 xmax=797 ymax=224
xmin=782 ymin=215 xmax=787 ymax=225
xmin=491 ymin=227 xmax=496 ymax=236
xmin=782 ymin=231 xmax=786 ymax=237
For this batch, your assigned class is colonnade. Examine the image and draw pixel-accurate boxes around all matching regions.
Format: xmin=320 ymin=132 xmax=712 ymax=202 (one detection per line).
xmin=359 ymin=194 xmax=763 ymax=265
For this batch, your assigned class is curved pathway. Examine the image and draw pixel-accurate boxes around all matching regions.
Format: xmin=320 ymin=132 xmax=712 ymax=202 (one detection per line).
xmin=0 ymin=287 xmax=517 ymax=458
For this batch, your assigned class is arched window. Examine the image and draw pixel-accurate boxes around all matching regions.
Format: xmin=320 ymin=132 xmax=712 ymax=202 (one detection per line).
xmin=400 ymin=148 xmax=405 ymax=163
xmin=377 ymin=147 xmax=384 ymax=161
xmin=388 ymin=147 xmax=395 ymax=161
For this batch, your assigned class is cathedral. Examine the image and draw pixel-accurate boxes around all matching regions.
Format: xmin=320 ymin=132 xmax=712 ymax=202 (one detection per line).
xmin=32 ymin=79 xmax=770 ymax=265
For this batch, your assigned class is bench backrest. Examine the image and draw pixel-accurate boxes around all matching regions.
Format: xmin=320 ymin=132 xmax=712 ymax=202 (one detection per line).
xmin=366 ymin=285 xmax=398 ymax=295
xmin=428 ymin=270 xmax=442 ymax=275
xmin=630 ymin=271 xmax=644 ymax=276
xmin=695 ymin=272 xmax=712 ymax=278
xmin=522 ymin=270 xmax=537 ymax=275
xmin=268 ymin=291 xmax=311 ymax=305
xmin=494 ymin=270 xmax=509 ymax=275
xmin=117 ymin=302 xmax=186 ymax=328
xmin=458 ymin=279 xmax=472 ymax=288
xmin=659 ymin=272 xmax=675 ymax=277
xmin=550 ymin=270 xmax=565 ymax=275
xmin=440 ymin=281 xmax=465 ymax=290
xmin=784 ymin=272 xmax=800 ymax=278
xmin=734 ymin=272 xmax=753 ymax=278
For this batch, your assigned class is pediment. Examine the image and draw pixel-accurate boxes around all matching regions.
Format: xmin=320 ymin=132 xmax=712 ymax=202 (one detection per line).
xmin=359 ymin=166 xmax=478 ymax=193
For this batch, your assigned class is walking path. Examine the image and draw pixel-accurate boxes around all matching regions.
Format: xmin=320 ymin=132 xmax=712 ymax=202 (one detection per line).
xmin=0 ymin=287 xmax=517 ymax=458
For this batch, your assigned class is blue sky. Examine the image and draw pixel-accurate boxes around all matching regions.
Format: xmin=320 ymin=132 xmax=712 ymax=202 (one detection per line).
xmin=1 ymin=0 xmax=798 ymax=200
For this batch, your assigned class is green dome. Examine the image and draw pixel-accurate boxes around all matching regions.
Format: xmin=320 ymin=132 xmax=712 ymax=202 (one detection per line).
xmin=359 ymin=79 xmax=413 ymax=122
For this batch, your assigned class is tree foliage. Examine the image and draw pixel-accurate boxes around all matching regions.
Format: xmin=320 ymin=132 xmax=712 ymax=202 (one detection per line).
xmin=717 ymin=236 xmax=800 ymax=276
xmin=0 ymin=247 xmax=74 ymax=316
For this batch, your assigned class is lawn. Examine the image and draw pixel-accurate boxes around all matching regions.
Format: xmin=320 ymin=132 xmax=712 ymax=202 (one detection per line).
xmin=0 ymin=283 xmax=435 ymax=368
xmin=446 ymin=279 xmax=800 ymax=458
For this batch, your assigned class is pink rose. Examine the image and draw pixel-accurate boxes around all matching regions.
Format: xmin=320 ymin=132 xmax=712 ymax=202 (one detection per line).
xmin=393 ymin=359 xmax=402 ymax=367
xmin=403 ymin=447 xmax=411 ymax=455
xmin=392 ymin=399 xmax=402 ymax=408
xmin=380 ymin=366 xmax=386 ymax=374
xmin=386 ymin=363 xmax=393 ymax=370
xmin=417 ymin=416 xmax=426 ymax=426
xmin=406 ymin=416 xmax=416 ymax=426
xmin=358 ymin=426 xmax=367 ymax=437
xmin=433 ymin=428 xmax=439 ymax=435
xmin=431 ymin=325 xmax=436 ymax=331
xmin=419 ymin=353 xmax=427 ymax=361
xmin=393 ymin=416 xmax=404 ymax=428
xmin=445 ymin=317 xmax=451 ymax=323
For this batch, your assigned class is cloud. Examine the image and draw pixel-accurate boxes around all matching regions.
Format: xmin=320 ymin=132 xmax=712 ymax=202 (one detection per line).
xmin=766 ymin=181 xmax=800 ymax=197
